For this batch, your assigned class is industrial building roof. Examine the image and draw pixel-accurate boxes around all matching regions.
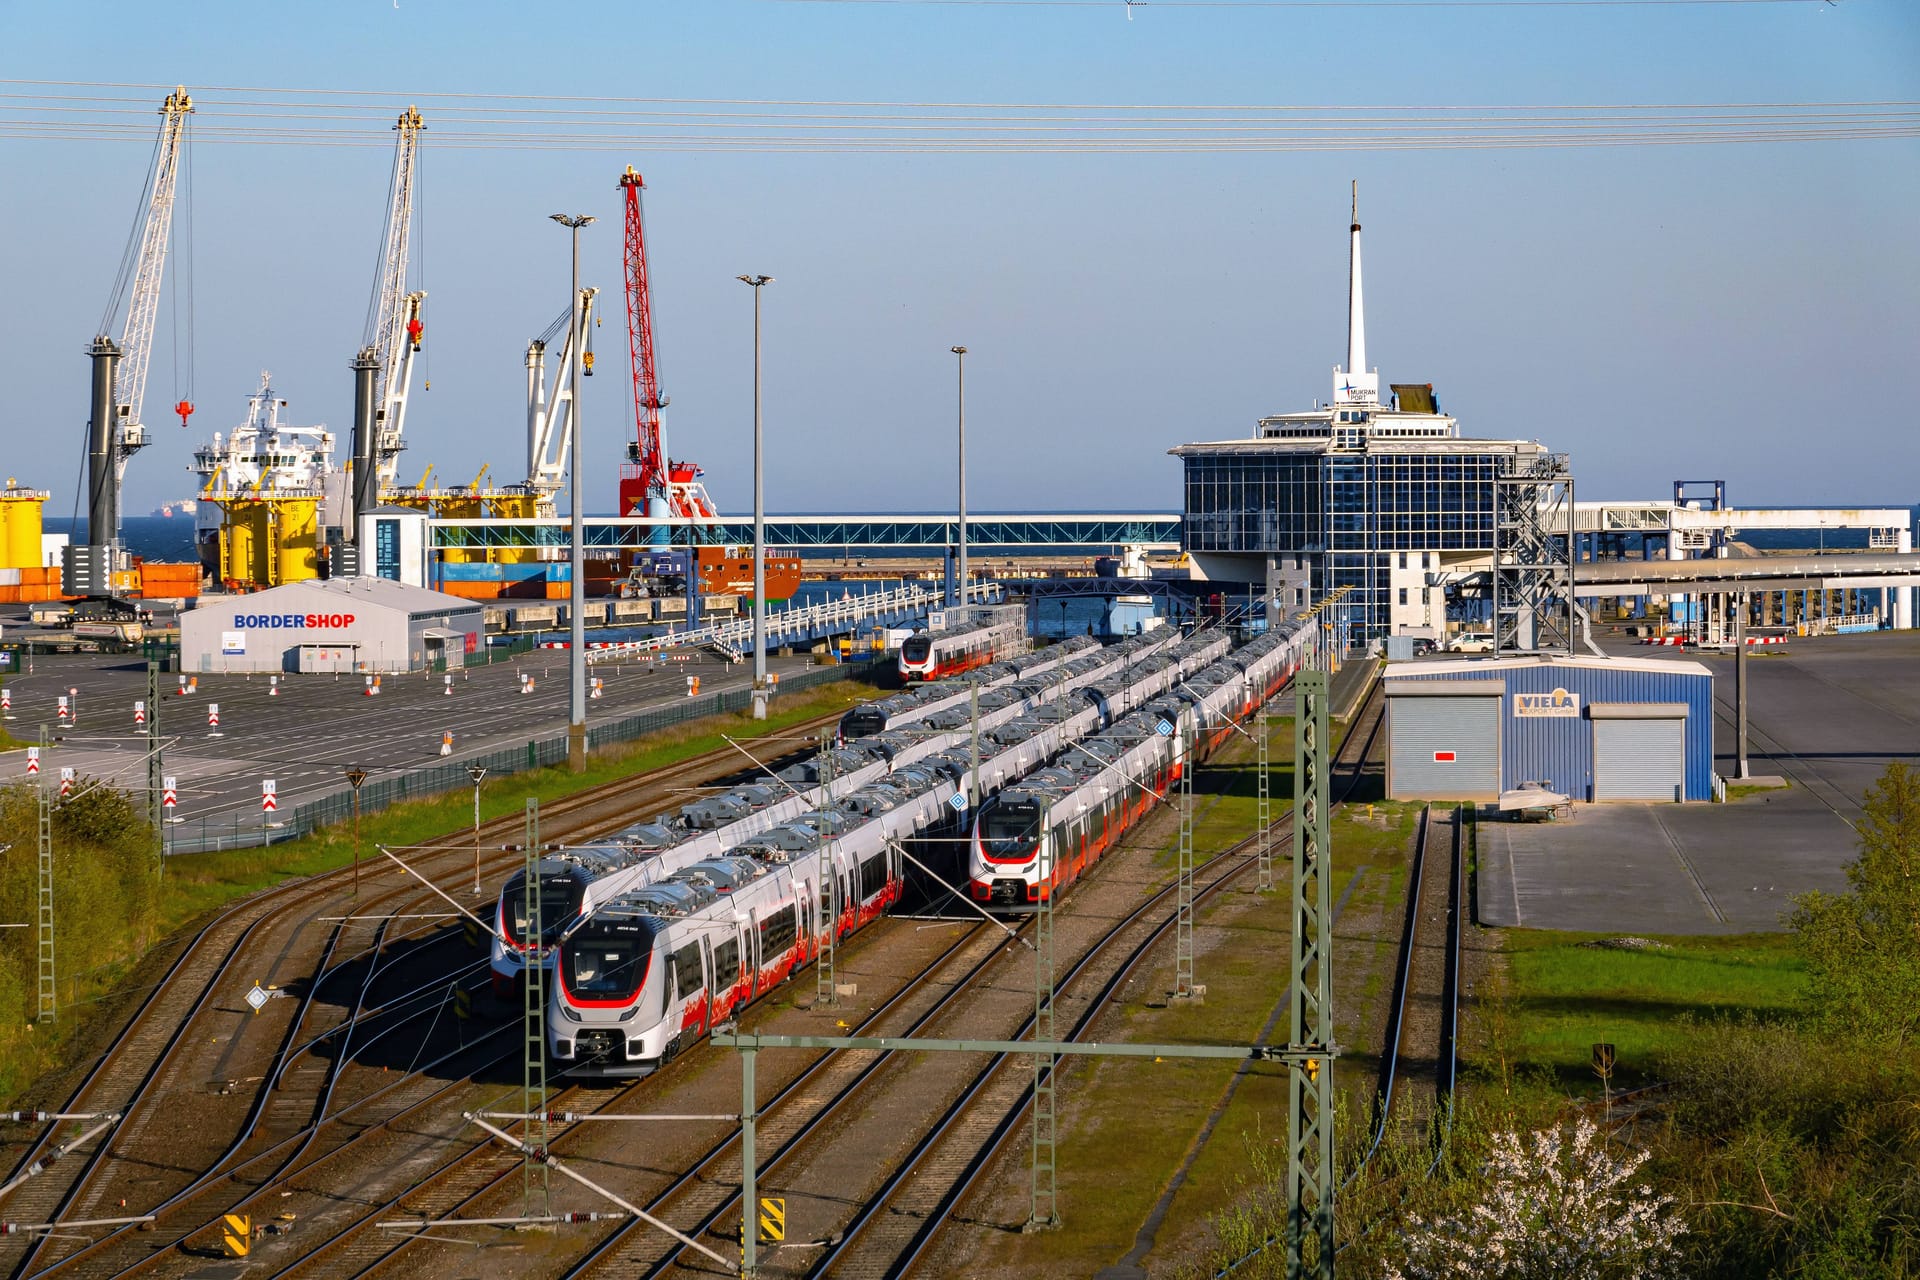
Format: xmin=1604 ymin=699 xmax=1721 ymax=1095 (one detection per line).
xmin=1386 ymin=654 xmax=1712 ymax=679
xmin=193 ymin=576 xmax=483 ymax=618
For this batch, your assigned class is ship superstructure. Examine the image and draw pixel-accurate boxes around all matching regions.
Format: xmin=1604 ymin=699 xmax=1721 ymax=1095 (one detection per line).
xmin=192 ymin=373 xmax=343 ymax=581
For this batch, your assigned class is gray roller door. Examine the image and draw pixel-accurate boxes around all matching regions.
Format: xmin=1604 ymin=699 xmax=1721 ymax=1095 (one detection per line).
xmin=1389 ymin=687 xmax=1502 ymax=801
xmin=1592 ymin=705 xmax=1686 ymax=801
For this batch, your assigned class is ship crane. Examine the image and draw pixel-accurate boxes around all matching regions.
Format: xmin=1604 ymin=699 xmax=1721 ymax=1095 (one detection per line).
xmin=524 ymin=290 xmax=598 ymax=511
xmin=362 ymin=106 xmax=426 ymax=492
xmin=87 ymin=87 xmax=193 ymax=550
xmin=618 ymin=168 xmax=716 ymax=522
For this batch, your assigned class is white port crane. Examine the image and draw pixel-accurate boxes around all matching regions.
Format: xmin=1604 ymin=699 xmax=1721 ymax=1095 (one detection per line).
xmin=91 ymin=86 xmax=193 ymax=534
xmin=524 ymin=289 xmax=597 ymax=509
xmin=363 ymin=105 xmax=426 ymax=488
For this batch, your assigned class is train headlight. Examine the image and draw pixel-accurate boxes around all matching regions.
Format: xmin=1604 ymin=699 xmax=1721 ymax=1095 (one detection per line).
xmin=618 ymin=1006 xmax=640 ymax=1022
xmin=561 ymin=1004 xmax=583 ymax=1022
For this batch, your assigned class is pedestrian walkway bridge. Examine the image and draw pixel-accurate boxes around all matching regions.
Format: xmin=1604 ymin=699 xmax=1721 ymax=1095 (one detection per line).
xmin=430 ymin=513 xmax=1183 ymax=556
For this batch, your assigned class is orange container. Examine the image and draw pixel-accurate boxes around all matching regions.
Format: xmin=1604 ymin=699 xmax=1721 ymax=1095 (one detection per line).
xmin=0 ymin=586 xmax=17 ymax=603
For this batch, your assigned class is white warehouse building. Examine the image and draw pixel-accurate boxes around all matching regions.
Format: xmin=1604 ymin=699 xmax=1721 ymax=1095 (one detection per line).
xmin=180 ymin=577 xmax=487 ymax=674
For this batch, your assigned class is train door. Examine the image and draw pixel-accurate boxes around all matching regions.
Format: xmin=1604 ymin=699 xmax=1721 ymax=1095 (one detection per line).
xmin=746 ymin=908 xmax=763 ymax=993
xmin=698 ymin=937 xmax=715 ymax=1034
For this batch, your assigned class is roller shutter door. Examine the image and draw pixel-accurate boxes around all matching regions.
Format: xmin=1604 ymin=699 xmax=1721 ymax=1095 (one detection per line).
xmin=1592 ymin=718 xmax=1684 ymax=801
xmin=1389 ymin=693 xmax=1501 ymax=800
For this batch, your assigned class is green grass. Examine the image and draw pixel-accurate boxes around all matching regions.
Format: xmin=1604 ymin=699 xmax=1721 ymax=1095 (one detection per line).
xmin=1487 ymin=930 xmax=1806 ymax=1093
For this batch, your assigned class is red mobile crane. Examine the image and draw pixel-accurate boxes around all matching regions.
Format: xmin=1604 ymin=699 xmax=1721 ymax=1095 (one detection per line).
xmin=617 ymin=167 xmax=717 ymax=522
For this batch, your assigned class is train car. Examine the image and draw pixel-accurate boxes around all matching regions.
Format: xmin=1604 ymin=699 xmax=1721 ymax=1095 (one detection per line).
xmin=545 ymin=627 xmax=1246 ymax=1073
xmin=489 ymin=632 xmax=1176 ymax=997
xmin=897 ymin=603 xmax=1028 ymax=683
xmin=490 ymin=844 xmax=665 ymax=996
xmin=841 ymin=635 xmax=1098 ymax=738
xmin=551 ymin=775 xmax=927 ymax=1073
xmin=966 ymin=621 xmax=1315 ymax=910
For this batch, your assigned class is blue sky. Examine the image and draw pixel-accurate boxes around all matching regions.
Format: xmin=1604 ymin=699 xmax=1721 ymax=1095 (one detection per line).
xmin=2 ymin=0 xmax=1916 ymax=520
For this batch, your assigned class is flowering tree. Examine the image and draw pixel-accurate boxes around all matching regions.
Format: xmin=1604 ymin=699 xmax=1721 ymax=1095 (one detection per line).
xmin=1386 ymin=1118 xmax=1687 ymax=1280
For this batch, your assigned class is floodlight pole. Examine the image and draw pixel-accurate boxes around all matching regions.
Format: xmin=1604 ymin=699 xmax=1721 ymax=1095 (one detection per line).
xmin=552 ymin=212 xmax=596 ymax=772
xmin=738 ymin=273 xmax=774 ymax=720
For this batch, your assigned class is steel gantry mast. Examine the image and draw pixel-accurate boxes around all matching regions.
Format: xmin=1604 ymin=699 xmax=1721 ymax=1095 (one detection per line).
xmin=617 ymin=168 xmax=716 ymax=523
xmin=362 ymin=106 xmax=427 ymax=496
xmin=524 ymin=292 xmax=596 ymax=510
xmin=88 ymin=86 xmax=192 ymax=547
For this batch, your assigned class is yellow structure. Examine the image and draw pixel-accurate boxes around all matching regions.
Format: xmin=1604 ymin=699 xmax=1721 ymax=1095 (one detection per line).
xmin=274 ymin=496 xmax=321 ymax=584
xmin=220 ymin=499 xmax=273 ymax=587
xmin=0 ymin=479 xmax=49 ymax=570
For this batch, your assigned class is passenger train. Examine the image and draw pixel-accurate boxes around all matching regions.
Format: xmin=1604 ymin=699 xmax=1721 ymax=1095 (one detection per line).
xmin=841 ymin=635 xmax=1098 ymax=739
xmin=967 ymin=620 xmax=1315 ymax=910
xmin=544 ymin=626 xmax=1240 ymax=1074
xmin=490 ymin=628 xmax=1185 ymax=998
xmin=897 ymin=603 xmax=1029 ymax=683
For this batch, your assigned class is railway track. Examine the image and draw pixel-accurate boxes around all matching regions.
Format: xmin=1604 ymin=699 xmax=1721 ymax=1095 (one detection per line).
xmin=0 ymin=706 xmax=852 ymax=1279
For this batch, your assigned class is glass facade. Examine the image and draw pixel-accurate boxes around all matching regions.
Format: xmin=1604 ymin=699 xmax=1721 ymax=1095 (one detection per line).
xmin=1180 ymin=445 xmax=1517 ymax=643
xmin=1182 ymin=449 xmax=1505 ymax=555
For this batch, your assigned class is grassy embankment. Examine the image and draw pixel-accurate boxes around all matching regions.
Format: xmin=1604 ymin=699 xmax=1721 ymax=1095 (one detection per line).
xmin=0 ymin=678 xmax=874 ymax=1107
xmin=951 ymin=712 xmax=1429 ymax=1276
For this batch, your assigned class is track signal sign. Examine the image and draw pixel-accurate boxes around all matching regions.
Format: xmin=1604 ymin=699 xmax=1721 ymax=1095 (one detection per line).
xmin=262 ymin=779 xmax=278 ymax=813
xmin=758 ymin=1197 xmax=786 ymax=1244
xmin=222 ymin=1212 xmax=250 ymax=1256
xmin=59 ymin=767 xmax=73 ymax=799
xmin=162 ymin=776 xmax=178 ymax=809
xmin=25 ymin=746 xmax=38 ymax=775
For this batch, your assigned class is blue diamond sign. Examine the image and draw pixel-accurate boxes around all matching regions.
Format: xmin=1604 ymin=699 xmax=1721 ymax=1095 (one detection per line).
xmin=948 ymin=791 xmax=969 ymax=812
xmin=1156 ymin=718 xmax=1175 ymax=738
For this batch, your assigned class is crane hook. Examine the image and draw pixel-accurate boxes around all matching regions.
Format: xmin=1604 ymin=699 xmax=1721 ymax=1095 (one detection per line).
xmin=175 ymin=400 xmax=195 ymax=427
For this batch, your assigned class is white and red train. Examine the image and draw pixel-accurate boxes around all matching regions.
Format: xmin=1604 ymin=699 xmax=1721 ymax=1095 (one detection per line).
xmin=542 ymin=626 xmax=1237 ymax=1075
xmin=490 ymin=629 xmax=1183 ymax=999
xmin=968 ymin=619 xmax=1315 ymax=910
xmin=897 ymin=603 xmax=1029 ymax=683
xmin=842 ymin=635 xmax=1097 ymax=739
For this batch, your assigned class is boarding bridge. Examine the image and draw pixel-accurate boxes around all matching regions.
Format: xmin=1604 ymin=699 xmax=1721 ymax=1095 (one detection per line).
xmin=584 ymin=581 xmax=1004 ymax=664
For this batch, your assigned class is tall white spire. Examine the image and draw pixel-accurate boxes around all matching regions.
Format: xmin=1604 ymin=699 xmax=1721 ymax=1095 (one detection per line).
xmin=1334 ymin=180 xmax=1379 ymax=405
xmin=1347 ymin=181 xmax=1366 ymax=382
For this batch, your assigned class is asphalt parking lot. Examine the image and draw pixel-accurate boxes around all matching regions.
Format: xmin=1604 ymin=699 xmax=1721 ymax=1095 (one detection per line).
xmin=1477 ymin=630 xmax=1920 ymax=935
xmin=0 ymin=642 xmax=834 ymax=826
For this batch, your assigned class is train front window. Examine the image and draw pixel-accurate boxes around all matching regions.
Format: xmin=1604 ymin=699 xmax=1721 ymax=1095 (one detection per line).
xmin=566 ymin=937 xmax=649 ymax=1000
xmin=981 ymin=804 xmax=1041 ymax=861
xmin=503 ymin=877 xmax=577 ymax=945
xmin=901 ymin=636 xmax=932 ymax=663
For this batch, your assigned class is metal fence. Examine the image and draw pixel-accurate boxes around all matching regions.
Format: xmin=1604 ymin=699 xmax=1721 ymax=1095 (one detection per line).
xmin=160 ymin=656 xmax=882 ymax=855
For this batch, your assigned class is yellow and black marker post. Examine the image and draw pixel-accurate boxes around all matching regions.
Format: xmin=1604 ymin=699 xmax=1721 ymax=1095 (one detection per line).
xmin=222 ymin=1213 xmax=250 ymax=1257
xmin=757 ymin=1197 xmax=785 ymax=1246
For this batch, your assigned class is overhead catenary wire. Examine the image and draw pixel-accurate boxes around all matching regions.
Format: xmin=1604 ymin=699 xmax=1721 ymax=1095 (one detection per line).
xmin=0 ymin=80 xmax=1912 ymax=155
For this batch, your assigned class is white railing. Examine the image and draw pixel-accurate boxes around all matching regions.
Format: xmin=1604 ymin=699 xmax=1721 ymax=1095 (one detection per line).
xmin=585 ymin=581 xmax=1004 ymax=663
xmin=1807 ymin=612 xmax=1881 ymax=636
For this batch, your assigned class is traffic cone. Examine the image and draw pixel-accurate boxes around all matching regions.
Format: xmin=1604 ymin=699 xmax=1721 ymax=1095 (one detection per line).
xmin=440 ymin=731 xmax=453 ymax=757
xmin=269 ymin=677 xmax=279 ymax=697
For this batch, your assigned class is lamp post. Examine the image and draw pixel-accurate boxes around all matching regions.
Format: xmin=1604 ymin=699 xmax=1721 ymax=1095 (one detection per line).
xmin=951 ymin=346 xmax=968 ymax=607
xmin=737 ymin=274 xmax=774 ymax=720
xmin=468 ymin=764 xmax=487 ymax=895
xmin=552 ymin=213 xmax=596 ymax=771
